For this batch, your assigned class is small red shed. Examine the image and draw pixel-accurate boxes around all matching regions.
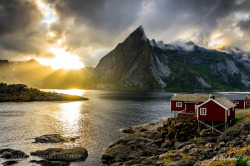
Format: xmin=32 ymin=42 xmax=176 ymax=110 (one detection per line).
xmin=197 ymin=97 xmax=236 ymax=122
xmin=224 ymin=94 xmax=247 ymax=109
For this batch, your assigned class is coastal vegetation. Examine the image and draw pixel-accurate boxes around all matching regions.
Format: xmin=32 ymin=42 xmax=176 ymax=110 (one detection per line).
xmin=0 ymin=82 xmax=88 ymax=102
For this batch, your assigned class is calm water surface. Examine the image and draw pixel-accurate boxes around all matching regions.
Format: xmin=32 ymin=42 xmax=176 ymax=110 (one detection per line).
xmin=0 ymin=90 xmax=173 ymax=165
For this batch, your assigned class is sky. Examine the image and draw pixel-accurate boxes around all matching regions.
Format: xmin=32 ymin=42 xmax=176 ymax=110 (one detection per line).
xmin=0 ymin=0 xmax=250 ymax=68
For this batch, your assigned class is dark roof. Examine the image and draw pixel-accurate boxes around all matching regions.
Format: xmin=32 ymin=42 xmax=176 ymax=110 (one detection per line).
xmin=223 ymin=94 xmax=246 ymax=101
xmin=215 ymin=97 xmax=236 ymax=109
xmin=170 ymin=94 xmax=211 ymax=102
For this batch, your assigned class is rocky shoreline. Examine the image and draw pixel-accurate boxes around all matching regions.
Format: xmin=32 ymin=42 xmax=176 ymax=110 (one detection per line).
xmin=0 ymin=134 xmax=88 ymax=166
xmin=102 ymin=111 xmax=250 ymax=166
xmin=0 ymin=83 xmax=88 ymax=102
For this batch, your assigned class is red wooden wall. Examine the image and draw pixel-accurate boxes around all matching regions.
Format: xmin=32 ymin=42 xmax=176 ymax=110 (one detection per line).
xmin=234 ymin=100 xmax=247 ymax=109
xmin=198 ymin=100 xmax=226 ymax=122
xmin=186 ymin=103 xmax=196 ymax=113
xmin=171 ymin=101 xmax=185 ymax=111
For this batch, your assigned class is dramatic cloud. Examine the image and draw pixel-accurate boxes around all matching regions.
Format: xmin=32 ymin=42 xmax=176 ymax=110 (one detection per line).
xmin=0 ymin=0 xmax=57 ymax=60
xmin=0 ymin=0 xmax=41 ymax=36
xmin=1 ymin=0 xmax=250 ymax=66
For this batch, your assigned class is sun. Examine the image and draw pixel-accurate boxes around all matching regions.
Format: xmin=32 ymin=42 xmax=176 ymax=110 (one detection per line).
xmin=37 ymin=48 xmax=85 ymax=70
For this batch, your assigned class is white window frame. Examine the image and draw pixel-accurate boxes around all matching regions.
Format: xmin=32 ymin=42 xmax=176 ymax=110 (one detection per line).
xmin=228 ymin=109 xmax=230 ymax=116
xmin=235 ymin=101 xmax=239 ymax=104
xmin=200 ymin=108 xmax=206 ymax=115
xmin=176 ymin=102 xmax=182 ymax=107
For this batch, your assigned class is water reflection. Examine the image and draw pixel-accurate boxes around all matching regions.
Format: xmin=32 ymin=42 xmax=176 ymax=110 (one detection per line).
xmin=0 ymin=90 xmax=171 ymax=166
xmin=56 ymin=89 xmax=86 ymax=96
xmin=56 ymin=101 xmax=83 ymax=137
xmin=41 ymin=89 xmax=86 ymax=96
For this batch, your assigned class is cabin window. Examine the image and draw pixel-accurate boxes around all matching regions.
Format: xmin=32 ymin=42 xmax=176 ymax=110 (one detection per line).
xmin=235 ymin=101 xmax=239 ymax=104
xmin=228 ymin=110 xmax=230 ymax=116
xmin=200 ymin=108 xmax=206 ymax=115
xmin=176 ymin=102 xmax=182 ymax=107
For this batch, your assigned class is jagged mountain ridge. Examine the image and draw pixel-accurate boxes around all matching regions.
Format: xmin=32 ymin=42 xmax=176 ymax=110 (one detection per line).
xmin=94 ymin=26 xmax=250 ymax=90
xmin=95 ymin=26 xmax=170 ymax=89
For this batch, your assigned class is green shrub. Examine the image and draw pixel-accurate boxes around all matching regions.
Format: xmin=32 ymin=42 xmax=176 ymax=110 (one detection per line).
xmin=232 ymin=113 xmax=244 ymax=125
xmin=234 ymin=154 xmax=250 ymax=166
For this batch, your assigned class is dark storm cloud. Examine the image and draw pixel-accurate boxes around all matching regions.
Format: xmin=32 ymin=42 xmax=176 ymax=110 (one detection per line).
xmin=0 ymin=33 xmax=47 ymax=54
xmin=134 ymin=0 xmax=250 ymax=50
xmin=48 ymin=0 xmax=250 ymax=44
xmin=0 ymin=0 xmax=42 ymax=36
xmin=238 ymin=20 xmax=250 ymax=31
xmin=0 ymin=0 xmax=53 ymax=59
xmin=46 ymin=0 xmax=143 ymax=53
xmin=48 ymin=0 xmax=142 ymax=32
xmin=140 ymin=0 xmax=248 ymax=32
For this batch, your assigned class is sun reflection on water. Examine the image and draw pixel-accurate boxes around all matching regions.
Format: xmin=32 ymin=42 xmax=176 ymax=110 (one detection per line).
xmin=57 ymin=101 xmax=83 ymax=137
xmin=41 ymin=89 xmax=87 ymax=96
xmin=57 ymin=89 xmax=86 ymax=96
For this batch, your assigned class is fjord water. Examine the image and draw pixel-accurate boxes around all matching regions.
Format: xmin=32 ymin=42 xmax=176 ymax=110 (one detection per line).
xmin=0 ymin=90 xmax=172 ymax=165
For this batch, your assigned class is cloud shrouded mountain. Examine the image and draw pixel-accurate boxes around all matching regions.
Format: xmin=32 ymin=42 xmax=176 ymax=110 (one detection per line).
xmin=93 ymin=26 xmax=250 ymax=90
xmin=0 ymin=0 xmax=250 ymax=66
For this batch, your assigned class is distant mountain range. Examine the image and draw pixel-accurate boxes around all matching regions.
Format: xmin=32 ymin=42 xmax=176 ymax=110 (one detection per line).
xmin=1 ymin=26 xmax=250 ymax=91
xmin=0 ymin=60 xmax=92 ymax=89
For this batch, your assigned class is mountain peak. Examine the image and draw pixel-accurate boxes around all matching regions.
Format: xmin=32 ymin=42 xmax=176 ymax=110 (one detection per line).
xmin=137 ymin=25 xmax=144 ymax=32
xmin=124 ymin=25 xmax=147 ymax=43
xmin=134 ymin=25 xmax=145 ymax=36
xmin=186 ymin=41 xmax=195 ymax=46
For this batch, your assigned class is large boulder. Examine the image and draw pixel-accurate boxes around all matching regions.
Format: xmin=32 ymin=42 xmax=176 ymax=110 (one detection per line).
xmin=101 ymin=145 xmax=133 ymax=165
xmin=2 ymin=161 xmax=18 ymax=166
xmin=0 ymin=149 xmax=29 ymax=159
xmin=101 ymin=133 xmax=161 ymax=165
xmin=31 ymin=147 xmax=88 ymax=162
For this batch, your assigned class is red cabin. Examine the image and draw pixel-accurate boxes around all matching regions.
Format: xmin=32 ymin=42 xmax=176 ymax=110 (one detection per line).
xmin=170 ymin=94 xmax=211 ymax=115
xmin=197 ymin=97 xmax=236 ymax=122
xmin=224 ymin=94 xmax=247 ymax=109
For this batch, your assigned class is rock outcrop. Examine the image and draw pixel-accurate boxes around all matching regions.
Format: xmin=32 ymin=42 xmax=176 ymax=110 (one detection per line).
xmin=102 ymin=115 xmax=250 ymax=165
xmin=0 ymin=149 xmax=29 ymax=159
xmin=30 ymin=160 xmax=70 ymax=166
xmin=31 ymin=147 xmax=88 ymax=162
xmin=2 ymin=160 xmax=18 ymax=166
xmin=28 ymin=134 xmax=87 ymax=165
xmin=33 ymin=134 xmax=67 ymax=143
xmin=33 ymin=134 xmax=80 ymax=144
